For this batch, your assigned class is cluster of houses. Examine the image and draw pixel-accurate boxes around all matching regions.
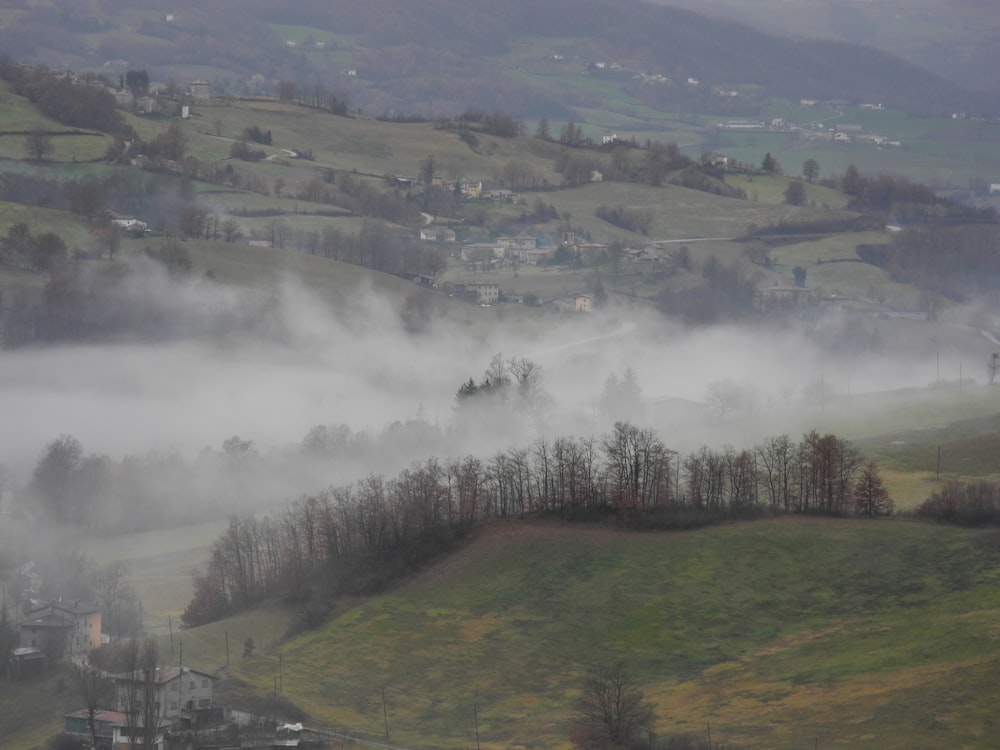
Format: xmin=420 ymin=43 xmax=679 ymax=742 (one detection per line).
xmin=450 ymin=280 xmax=593 ymax=313
xmin=110 ymin=79 xmax=210 ymax=115
xmin=716 ymin=112 xmax=902 ymax=148
xmin=9 ymin=600 xmax=220 ymax=750
xmin=588 ymin=59 xmax=699 ymax=90
xmin=48 ymin=65 xmax=212 ymax=115
xmin=452 ymin=231 xmax=676 ymax=272
xmin=439 ymin=232 xmax=679 ymax=312
xmin=458 ymin=231 xmax=559 ymax=268
xmin=799 ymin=122 xmax=902 ymax=147
xmin=397 ymin=176 xmax=524 ymax=203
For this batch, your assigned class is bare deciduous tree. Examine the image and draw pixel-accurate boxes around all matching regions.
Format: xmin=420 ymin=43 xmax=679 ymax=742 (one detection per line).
xmin=24 ymin=128 xmax=53 ymax=161
xmin=94 ymin=562 xmax=133 ymax=639
xmin=76 ymin=663 xmax=112 ymax=748
xmin=120 ymin=637 xmax=163 ymax=749
xmin=570 ymin=662 xmax=654 ymax=749
xmin=803 ymin=158 xmax=819 ymax=183
xmin=221 ymin=218 xmax=243 ymax=243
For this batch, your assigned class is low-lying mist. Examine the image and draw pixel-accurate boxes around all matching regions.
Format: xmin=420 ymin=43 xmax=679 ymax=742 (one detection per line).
xmin=0 ymin=264 xmax=990 ymax=531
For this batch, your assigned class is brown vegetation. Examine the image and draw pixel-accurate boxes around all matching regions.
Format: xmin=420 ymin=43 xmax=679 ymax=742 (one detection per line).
xmin=182 ymin=424 xmax=887 ymax=627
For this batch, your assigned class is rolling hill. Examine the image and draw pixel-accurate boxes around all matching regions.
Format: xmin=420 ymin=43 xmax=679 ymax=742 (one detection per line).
xmin=225 ymin=516 xmax=1000 ymax=749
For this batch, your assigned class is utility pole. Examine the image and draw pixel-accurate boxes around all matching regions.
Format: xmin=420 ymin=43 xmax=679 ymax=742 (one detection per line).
xmin=380 ymin=687 xmax=390 ymax=740
xmin=474 ymin=703 xmax=481 ymax=750
xmin=225 ymin=629 xmax=230 ymax=667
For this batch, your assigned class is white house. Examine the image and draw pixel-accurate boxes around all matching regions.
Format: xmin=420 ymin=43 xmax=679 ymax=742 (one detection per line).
xmin=110 ymin=217 xmax=148 ymax=234
xmin=112 ymin=666 xmax=217 ymax=727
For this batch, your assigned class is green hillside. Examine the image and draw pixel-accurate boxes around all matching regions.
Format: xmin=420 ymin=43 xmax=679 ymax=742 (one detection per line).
xmin=228 ymin=518 xmax=1000 ymax=749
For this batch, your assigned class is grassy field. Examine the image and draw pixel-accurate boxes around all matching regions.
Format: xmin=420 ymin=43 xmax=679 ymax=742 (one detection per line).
xmin=725 ymin=173 xmax=848 ymax=209
xmin=78 ymin=519 xmax=228 ymax=626
xmin=0 ymin=200 xmax=97 ymax=249
xmin=166 ymin=100 xmax=564 ymax=190
xmin=542 ymin=180 xmax=849 ymax=242
xmin=229 ymin=517 xmax=1000 ymax=749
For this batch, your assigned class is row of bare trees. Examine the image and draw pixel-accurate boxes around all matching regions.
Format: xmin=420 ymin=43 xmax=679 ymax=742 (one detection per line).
xmin=184 ymin=425 xmax=889 ymax=626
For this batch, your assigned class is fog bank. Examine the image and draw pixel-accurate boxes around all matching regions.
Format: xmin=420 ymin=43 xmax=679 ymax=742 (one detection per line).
xmin=0 ymin=272 xmax=988 ymax=505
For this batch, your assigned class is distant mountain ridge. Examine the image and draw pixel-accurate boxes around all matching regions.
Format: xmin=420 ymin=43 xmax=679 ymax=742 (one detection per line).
xmin=657 ymin=0 xmax=1000 ymax=94
xmin=0 ymin=0 xmax=988 ymax=117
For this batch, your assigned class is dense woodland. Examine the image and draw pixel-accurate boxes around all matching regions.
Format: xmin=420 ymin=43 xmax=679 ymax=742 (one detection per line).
xmin=879 ymin=225 xmax=1000 ymax=303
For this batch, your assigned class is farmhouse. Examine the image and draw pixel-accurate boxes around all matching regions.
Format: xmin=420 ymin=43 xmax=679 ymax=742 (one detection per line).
xmin=19 ymin=600 xmax=101 ymax=662
xmin=702 ymin=152 xmax=729 ymax=169
xmin=110 ymin=216 xmax=149 ymax=235
xmin=756 ymin=285 xmax=817 ymax=311
xmin=111 ymin=666 xmax=218 ymax=727
xmin=458 ymin=180 xmax=483 ymax=199
xmin=189 ymin=80 xmax=211 ymax=101
xmin=419 ymin=227 xmax=456 ymax=243
xmin=454 ymin=281 xmax=500 ymax=305
xmin=498 ymin=232 xmax=537 ymax=254
xmin=550 ymin=293 xmax=593 ymax=313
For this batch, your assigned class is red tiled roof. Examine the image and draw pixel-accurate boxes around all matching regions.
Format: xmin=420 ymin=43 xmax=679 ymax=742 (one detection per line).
xmin=64 ymin=708 xmax=128 ymax=723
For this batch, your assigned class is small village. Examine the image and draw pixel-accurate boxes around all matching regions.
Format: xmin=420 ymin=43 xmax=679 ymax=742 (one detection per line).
xmin=10 ymin=597 xmax=327 ymax=750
